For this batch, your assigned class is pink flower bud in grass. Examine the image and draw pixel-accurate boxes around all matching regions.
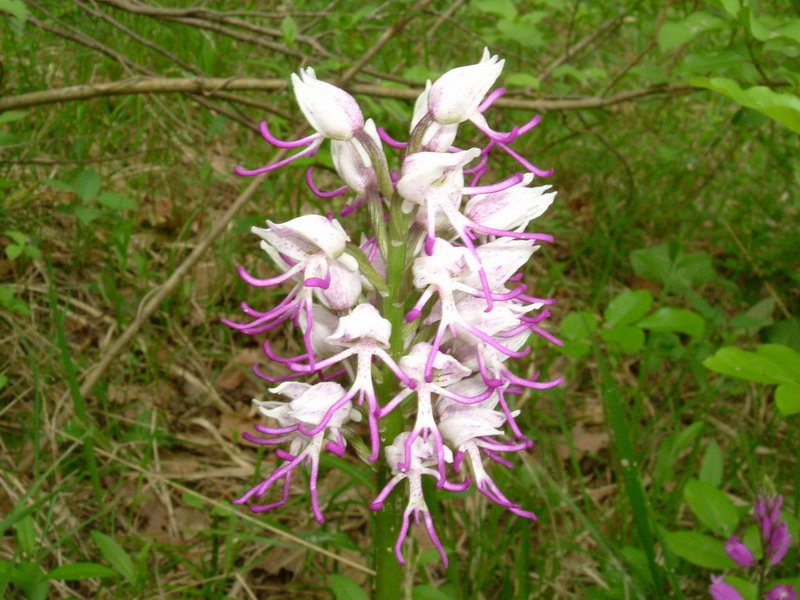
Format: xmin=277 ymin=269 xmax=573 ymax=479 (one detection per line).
xmin=709 ymin=576 xmax=744 ymax=600
xmin=724 ymin=535 xmax=755 ymax=567
xmin=291 ymin=67 xmax=364 ymax=140
xmin=769 ymin=521 xmax=792 ymax=565
xmin=764 ymin=585 xmax=798 ymax=600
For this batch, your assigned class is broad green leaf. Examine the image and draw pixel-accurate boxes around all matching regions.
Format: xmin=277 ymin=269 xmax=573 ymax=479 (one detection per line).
xmin=471 ymin=0 xmax=517 ymax=20
xmin=692 ymin=77 xmax=800 ymax=134
xmin=739 ymin=7 xmax=772 ymax=41
xmin=281 ymin=16 xmax=297 ymax=47
xmin=601 ymin=325 xmax=645 ymax=353
xmin=683 ymin=479 xmax=739 ymax=535
xmin=703 ymin=346 xmax=799 ymax=385
xmin=0 ymin=110 xmax=27 ymax=124
xmin=664 ymin=530 xmax=736 ymax=569
xmin=506 ymin=73 xmax=540 ymax=89
xmin=559 ymin=340 xmax=591 ymax=359
xmin=629 ymin=244 xmax=714 ymax=292
xmin=48 ymin=563 xmax=118 ymax=580
xmin=604 ymin=290 xmax=653 ymax=328
xmin=765 ymin=318 xmax=800 ymax=351
xmin=41 ymin=178 xmax=75 ymax=192
xmin=698 ymin=441 xmax=723 ymax=488
xmin=90 ymin=531 xmax=137 ymax=585
xmin=72 ymin=207 xmax=104 ymax=225
xmin=4 ymin=245 xmax=22 ymax=260
xmin=658 ymin=12 xmax=730 ymax=51
xmin=637 ymin=308 xmax=705 ymax=338
xmin=0 ymin=0 xmax=28 ymax=35
xmin=775 ymin=20 xmax=800 ymax=46
xmin=776 ymin=382 xmax=800 ymax=416
xmin=756 ymin=345 xmax=800 ymax=380
xmin=181 ymin=492 xmax=205 ymax=510
xmin=710 ymin=0 xmax=739 ymax=18
xmin=73 ymin=170 xmax=101 ymax=202
xmin=97 ymin=192 xmax=137 ymax=211
xmin=743 ymin=524 xmax=763 ymax=559
xmin=559 ymin=311 xmax=598 ymax=340
xmin=726 ymin=576 xmax=758 ymax=600
xmin=330 ymin=574 xmax=369 ymax=600
xmin=497 ymin=19 xmax=545 ymax=49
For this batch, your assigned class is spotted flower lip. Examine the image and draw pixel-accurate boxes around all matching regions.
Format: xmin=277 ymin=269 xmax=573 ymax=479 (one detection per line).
xmin=291 ymin=67 xmax=365 ymax=140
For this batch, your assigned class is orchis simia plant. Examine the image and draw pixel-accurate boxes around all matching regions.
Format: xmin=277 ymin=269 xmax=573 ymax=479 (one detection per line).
xmin=224 ymin=49 xmax=563 ymax=582
xmin=710 ymin=492 xmax=797 ymax=600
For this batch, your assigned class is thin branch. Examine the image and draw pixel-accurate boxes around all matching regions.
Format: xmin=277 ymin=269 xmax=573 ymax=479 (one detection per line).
xmin=339 ymin=0 xmax=435 ymax=85
xmin=0 ymin=76 xmax=699 ymax=113
xmin=537 ymin=16 xmax=623 ymax=82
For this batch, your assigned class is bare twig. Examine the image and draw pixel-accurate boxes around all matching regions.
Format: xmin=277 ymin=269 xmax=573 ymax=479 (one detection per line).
xmin=537 ymin=17 xmax=623 ymax=82
xmin=0 ymin=76 xmax=699 ymax=113
xmin=339 ymin=0 xmax=435 ymax=85
xmin=77 ymin=168 xmax=269 ymax=399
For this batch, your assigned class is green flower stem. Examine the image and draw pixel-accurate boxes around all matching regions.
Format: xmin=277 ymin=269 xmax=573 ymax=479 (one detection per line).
xmin=373 ymin=184 xmax=413 ymax=599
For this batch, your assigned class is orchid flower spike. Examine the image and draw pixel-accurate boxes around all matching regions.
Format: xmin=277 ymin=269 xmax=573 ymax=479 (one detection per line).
xmin=227 ymin=52 xmax=562 ymax=569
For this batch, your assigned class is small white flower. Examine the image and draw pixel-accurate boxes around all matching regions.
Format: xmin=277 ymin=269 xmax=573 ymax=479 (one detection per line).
xmin=291 ymin=67 xmax=365 ymax=140
xmin=427 ymin=48 xmax=504 ymax=125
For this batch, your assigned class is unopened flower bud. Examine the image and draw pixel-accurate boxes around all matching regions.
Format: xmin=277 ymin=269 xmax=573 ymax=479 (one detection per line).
xmin=710 ymin=576 xmax=744 ymax=600
xmin=724 ymin=536 xmax=755 ymax=567
xmin=291 ymin=67 xmax=364 ymax=140
xmin=428 ymin=48 xmax=504 ymax=125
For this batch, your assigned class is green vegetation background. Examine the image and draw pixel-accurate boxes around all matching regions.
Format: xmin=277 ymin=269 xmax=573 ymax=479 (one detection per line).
xmin=1 ymin=0 xmax=798 ymax=598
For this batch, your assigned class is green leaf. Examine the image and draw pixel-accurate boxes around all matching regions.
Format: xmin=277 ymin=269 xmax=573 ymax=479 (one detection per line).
xmin=72 ymin=207 xmax=104 ymax=225
xmin=725 ymin=576 xmax=758 ymax=600
xmin=629 ymin=244 xmax=714 ymax=292
xmin=658 ymin=12 xmax=730 ymax=51
xmin=601 ymin=325 xmax=645 ymax=353
xmin=776 ymin=382 xmax=800 ymax=416
xmin=496 ymin=19 xmax=545 ymax=49
xmin=90 ymin=531 xmax=137 ymax=585
xmin=48 ymin=563 xmax=118 ymax=580
xmin=41 ymin=178 xmax=75 ymax=192
xmin=691 ymin=77 xmax=800 ymax=134
xmin=0 ymin=0 xmax=28 ymax=35
xmin=559 ymin=311 xmax=598 ymax=340
xmin=73 ymin=170 xmax=101 ymax=202
xmin=637 ymin=308 xmax=705 ymax=338
xmin=698 ymin=441 xmax=723 ymax=488
xmin=664 ymin=530 xmax=737 ymax=569
xmin=15 ymin=516 xmax=36 ymax=557
xmin=703 ymin=346 xmax=800 ymax=385
xmin=4 ymin=244 xmax=22 ymax=260
xmin=0 ymin=110 xmax=27 ymax=125
xmin=604 ymin=290 xmax=653 ymax=327
xmin=330 ymin=574 xmax=369 ymax=600
xmin=506 ymin=73 xmax=540 ymax=89
xmin=756 ymin=344 xmax=800 ymax=379
xmin=344 ymin=245 xmax=389 ymax=297
xmin=471 ymin=0 xmax=517 ymax=20
xmin=97 ymin=192 xmax=137 ymax=211
xmin=181 ymin=492 xmax=205 ymax=510
xmin=559 ymin=340 xmax=591 ymax=359
xmin=683 ymin=478 xmax=739 ymax=535
xmin=710 ymin=0 xmax=739 ymax=18
xmin=281 ymin=16 xmax=297 ymax=47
